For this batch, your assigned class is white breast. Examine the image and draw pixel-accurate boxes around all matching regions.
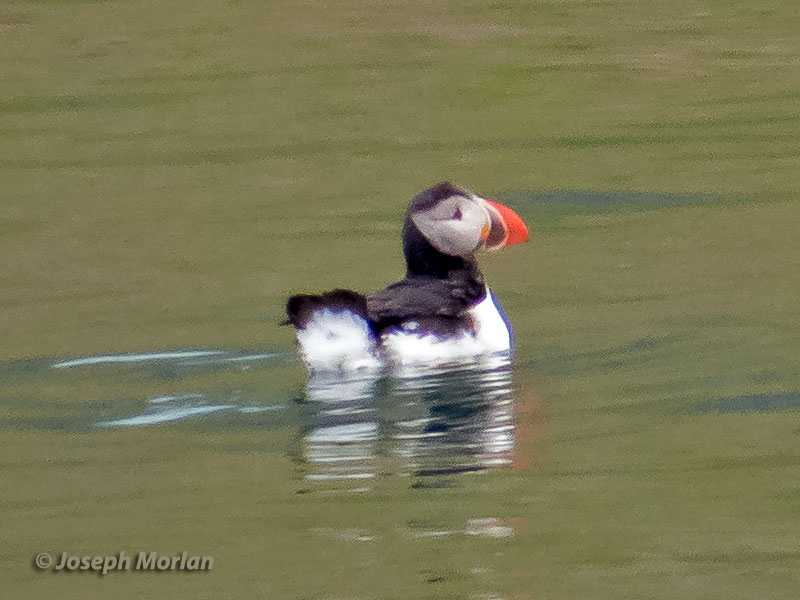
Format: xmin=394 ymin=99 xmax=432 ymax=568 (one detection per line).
xmin=468 ymin=289 xmax=512 ymax=353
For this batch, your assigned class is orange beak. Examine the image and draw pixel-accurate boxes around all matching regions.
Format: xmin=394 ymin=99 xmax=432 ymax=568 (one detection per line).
xmin=483 ymin=199 xmax=530 ymax=249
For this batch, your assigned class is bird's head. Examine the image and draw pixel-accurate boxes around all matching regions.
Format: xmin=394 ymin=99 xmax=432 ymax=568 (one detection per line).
xmin=405 ymin=182 xmax=529 ymax=259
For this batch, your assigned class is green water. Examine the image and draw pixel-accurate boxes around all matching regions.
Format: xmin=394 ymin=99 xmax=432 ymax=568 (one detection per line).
xmin=2 ymin=0 xmax=800 ymax=598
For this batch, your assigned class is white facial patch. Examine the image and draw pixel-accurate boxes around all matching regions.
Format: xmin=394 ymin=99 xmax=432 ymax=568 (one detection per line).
xmin=410 ymin=194 xmax=492 ymax=257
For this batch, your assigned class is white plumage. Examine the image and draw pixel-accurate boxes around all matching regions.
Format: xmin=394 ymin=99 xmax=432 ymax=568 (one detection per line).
xmin=295 ymin=289 xmax=511 ymax=373
xmin=294 ymin=308 xmax=381 ymax=372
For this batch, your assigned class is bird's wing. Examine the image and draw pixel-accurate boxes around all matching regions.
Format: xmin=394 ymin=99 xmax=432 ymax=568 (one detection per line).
xmin=366 ymin=275 xmax=485 ymax=326
xmin=285 ymin=289 xmax=368 ymax=328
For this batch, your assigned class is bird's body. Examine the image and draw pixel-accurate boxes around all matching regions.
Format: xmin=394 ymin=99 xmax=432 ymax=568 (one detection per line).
xmin=285 ymin=182 xmax=528 ymax=373
xmin=380 ymin=288 xmax=512 ymax=366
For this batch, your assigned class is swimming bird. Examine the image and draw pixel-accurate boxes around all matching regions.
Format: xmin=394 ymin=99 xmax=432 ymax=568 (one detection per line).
xmin=285 ymin=182 xmax=529 ymax=373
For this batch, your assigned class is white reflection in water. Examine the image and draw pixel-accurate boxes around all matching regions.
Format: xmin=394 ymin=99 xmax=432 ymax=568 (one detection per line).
xmin=95 ymin=393 xmax=284 ymax=428
xmin=43 ymin=350 xmax=288 ymax=428
xmin=465 ymin=518 xmax=514 ymax=538
xmin=300 ymin=355 xmax=515 ymax=486
xmin=53 ymin=350 xmax=277 ymax=370
xmin=301 ymin=374 xmax=381 ymax=483
xmin=96 ymin=401 xmax=235 ymax=427
xmin=53 ymin=350 xmax=225 ymax=369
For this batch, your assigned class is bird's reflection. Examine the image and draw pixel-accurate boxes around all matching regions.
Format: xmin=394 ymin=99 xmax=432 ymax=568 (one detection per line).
xmin=297 ymin=356 xmax=515 ymax=489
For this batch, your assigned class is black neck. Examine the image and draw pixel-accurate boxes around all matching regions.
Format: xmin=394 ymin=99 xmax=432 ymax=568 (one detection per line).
xmin=402 ymin=217 xmax=483 ymax=281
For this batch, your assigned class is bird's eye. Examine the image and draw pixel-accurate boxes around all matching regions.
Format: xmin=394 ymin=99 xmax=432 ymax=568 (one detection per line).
xmin=452 ymin=207 xmax=462 ymax=220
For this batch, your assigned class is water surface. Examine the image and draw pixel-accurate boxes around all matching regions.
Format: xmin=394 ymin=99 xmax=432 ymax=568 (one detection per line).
xmin=3 ymin=1 xmax=799 ymax=596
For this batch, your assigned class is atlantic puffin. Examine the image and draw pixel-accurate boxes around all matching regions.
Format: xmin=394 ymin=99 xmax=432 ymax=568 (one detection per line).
xmin=285 ymin=182 xmax=529 ymax=372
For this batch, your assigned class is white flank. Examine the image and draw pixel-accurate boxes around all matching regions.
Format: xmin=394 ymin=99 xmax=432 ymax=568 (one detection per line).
xmin=381 ymin=329 xmax=482 ymax=367
xmin=381 ymin=289 xmax=511 ymax=369
xmin=295 ymin=308 xmax=382 ymax=372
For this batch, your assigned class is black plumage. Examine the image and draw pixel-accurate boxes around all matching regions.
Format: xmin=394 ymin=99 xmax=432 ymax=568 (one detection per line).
xmin=286 ymin=183 xmax=486 ymax=338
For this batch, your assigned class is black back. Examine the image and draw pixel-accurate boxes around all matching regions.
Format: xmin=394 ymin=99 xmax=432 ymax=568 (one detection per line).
xmin=366 ymin=272 xmax=485 ymax=330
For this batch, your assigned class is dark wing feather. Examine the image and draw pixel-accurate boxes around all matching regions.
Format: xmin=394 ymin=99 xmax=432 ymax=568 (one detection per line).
xmin=366 ymin=275 xmax=485 ymax=329
xmin=285 ymin=289 xmax=368 ymax=328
